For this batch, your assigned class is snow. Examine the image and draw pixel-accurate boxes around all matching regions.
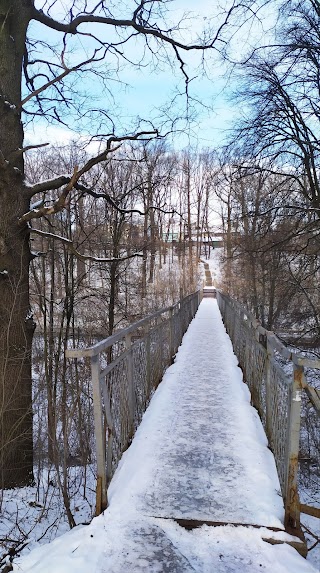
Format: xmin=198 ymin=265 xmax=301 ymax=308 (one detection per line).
xmin=14 ymin=516 xmax=317 ymax=573
xmin=13 ymin=299 xmax=317 ymax=573
xmin=4 ymin=100 xmax=16 ymax=110
xmin=24 ymin=174 xmax=70 ymax=189
xmin=201 ymin=247 xmax=223 ymax=287
xmin=30 ymin=199 xmax=44 ymax=210
xmin=108 ymin=300 xmax=284 ymax=527
xmin=299 ymin=487 xmax=320 ymax=569
xmin=207 ymin=247 xmax=223 ymax=285
xmin=0 ymin=466 xmax=95 ymax=557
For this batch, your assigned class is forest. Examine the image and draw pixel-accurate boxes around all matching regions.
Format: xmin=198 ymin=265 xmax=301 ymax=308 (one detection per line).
xmin=0 ymin=0 xmax=319 ymax=569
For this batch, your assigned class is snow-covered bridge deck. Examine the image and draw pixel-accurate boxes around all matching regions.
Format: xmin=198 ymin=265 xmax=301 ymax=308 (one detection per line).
xmin=16 ymin=299 xmax=316 ymax=573
xmin=109 ymin=298 xmax=284 ymax=528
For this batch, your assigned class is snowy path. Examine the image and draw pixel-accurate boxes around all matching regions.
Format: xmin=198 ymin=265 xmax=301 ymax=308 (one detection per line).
xmin=109 ymin=298 xmax=284 ymax=528
xmin=15 ymin=299 xmax=317 ymax=573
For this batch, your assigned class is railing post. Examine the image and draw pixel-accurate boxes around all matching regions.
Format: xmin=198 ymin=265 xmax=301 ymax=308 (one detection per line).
xmin=146 ymin=328 xmax=151 ymax=396
xmin=265 ymin=337 xmax=272 ymax=439
xmin=169 ymin=307 xmax=174 ymax=362
xmin=159 ymin=319 xmax=164 ymax=374
xmin=125 ymin=333 xmax=135 ymax=432
xmin=91 ymin=354 xmax=107 ymax=514
xmin=100 ymin=381 xmax=114 ymax=487
xmin=284 ymin=362 xmax=303 ymax=532
xmin=106 ymin=426 xmax=113 ymax=487
xmin=177 ymin=300 xmax=181 ymax=343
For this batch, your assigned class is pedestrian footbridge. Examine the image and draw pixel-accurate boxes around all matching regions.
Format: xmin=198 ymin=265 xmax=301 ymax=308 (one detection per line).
xmin=18 ymin=289 xmax=320 ymax=573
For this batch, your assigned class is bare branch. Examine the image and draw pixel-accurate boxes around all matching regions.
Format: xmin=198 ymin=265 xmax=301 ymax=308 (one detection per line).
xmin=75 ymin=131 xmax=159 ymax=180
xmin=24 ymin=129 xmax=159 ymax=207
xmin=31 ymin=7 xmax=227 ymax=52
xmin=80 ymin=182 xmax=176 ymax=217
xmin=30 ymin=228 xmax=143 ymax=263
xmin=25 ymin=175 xmax=71 ymax=198
xmin=9 ymin=143 xmax=49 ymax=160
xmin=20 ymin=49 xmax=105 ymax=108
xmin=21 ymin=167 xmax=78 ymax=222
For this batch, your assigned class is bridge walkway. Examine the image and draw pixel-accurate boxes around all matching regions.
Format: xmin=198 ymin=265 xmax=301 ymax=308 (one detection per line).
xmin=109 ymin=298 xmax=284 ymax=529
xmin=17 ymin=299 xmax=316 ymax=573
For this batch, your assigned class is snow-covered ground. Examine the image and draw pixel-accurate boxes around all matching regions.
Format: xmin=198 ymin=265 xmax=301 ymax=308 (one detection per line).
xmin=0 ymin=465 xmax=96 ymax=565
xmin=205 ymin=247 xmax=223 ymax=287
xmin=200 ymin=247 xmax=223 ymax=288
xmin=12 ymin=299 xmax=317 ymax=573
xmin=13 ymin=514 xmax=317 ymax=573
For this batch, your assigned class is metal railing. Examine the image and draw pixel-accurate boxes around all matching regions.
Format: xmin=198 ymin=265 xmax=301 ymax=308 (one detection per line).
xmin=66 ymin=290 xmax=201 ymax=514
xmin=217 ymin=290 xmax=320 ymax=533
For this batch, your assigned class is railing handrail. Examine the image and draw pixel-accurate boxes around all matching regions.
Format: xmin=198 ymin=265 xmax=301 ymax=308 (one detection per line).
xmin=66 ymin=289 xmax=201 ymax=515
xmin=216 ymin=289 xmax=320 ymax=539
xmin=66 ymin=293 xmax=196 ymax=359
xmin=217 ymin=290 xmax=320 ymax=371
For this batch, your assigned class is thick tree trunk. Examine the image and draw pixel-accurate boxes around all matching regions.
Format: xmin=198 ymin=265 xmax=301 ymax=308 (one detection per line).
xmin=0 ymin=1 xmax=34 ymax=487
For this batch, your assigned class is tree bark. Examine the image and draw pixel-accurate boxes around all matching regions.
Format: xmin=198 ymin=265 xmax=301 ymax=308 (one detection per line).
xmin=0 ymin=1 xmax=34 ymax=487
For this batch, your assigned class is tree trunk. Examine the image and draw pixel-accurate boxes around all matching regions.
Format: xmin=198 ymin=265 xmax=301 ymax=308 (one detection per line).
xmin=0 ymin=1 xmax=34 ymax=487
xmin=225 ymin=195 xmax=232 ymax=291
xmin=148 ymin=204 xmax=156 ymax=284
xmin=186 ymin=159 xmax=194 ymax=284
xmin=108 ymin=261 xmax=118 ymax=337
xmin=141 ymin=207 xmax=148 ymax=299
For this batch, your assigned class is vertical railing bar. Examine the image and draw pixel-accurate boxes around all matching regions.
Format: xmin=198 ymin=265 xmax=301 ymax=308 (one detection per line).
xmin=146 ymin=326 xmax=151 ymax=400
xmin=91 ymin=354 xmax=107 ymax=514
xmin=265 ymin=337 xmax=272 ymax=441
xmin=106 ymin=425 xmax=113 ymax=487
xmin=101 ymin=378 xmax=114 ymax=486
xmin=284 ymin=363 xmax=303 ymax=531
xmin=125 ymin=333 xmax=135 ymax=434
xmin=159 ymin=320 xmax=164 ymax=375
xmin=169 ymin=307 xmax=174 ymax=363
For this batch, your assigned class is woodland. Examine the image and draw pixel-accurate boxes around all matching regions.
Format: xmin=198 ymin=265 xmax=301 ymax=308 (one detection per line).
xmin=0 ymin=0 xmax=319 ymax=568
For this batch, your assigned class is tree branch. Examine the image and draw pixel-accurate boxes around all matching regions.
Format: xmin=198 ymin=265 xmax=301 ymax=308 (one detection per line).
xmin=30 ymin=228 xmax=143 ymax=263
xmin=25 ymin=176 xmax=72 ymax=199
xmin=31 ymin=8 xmax=223 ymax=52
xmin=21 ymin=167 xmax=78 ymax=222
xmin=20 ymin=49 xmax=104 ymax=108
xmin=9 ymin=143 xmax=49 ymax=160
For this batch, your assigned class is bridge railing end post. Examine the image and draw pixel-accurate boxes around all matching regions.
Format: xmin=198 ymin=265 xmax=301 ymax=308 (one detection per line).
xmin=284 ymin=363 xmax=303 ymax=533
xmin=91 ymin=354 xmax=107 ymax=515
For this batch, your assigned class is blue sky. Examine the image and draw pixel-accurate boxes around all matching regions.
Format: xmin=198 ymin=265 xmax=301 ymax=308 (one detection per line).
xmin=25 ymin=1 xmax=271 ymax=151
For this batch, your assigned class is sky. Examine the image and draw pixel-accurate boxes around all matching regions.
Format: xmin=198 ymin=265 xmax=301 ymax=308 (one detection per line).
xmin=24 ymin=0 xmax=272 ymax=152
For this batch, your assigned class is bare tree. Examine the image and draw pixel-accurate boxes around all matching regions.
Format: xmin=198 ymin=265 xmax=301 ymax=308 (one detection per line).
xmin=1 ymin=0 xmax=261 ymax=487
xmin=230 ymin=0 xmax=320 ymax=213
